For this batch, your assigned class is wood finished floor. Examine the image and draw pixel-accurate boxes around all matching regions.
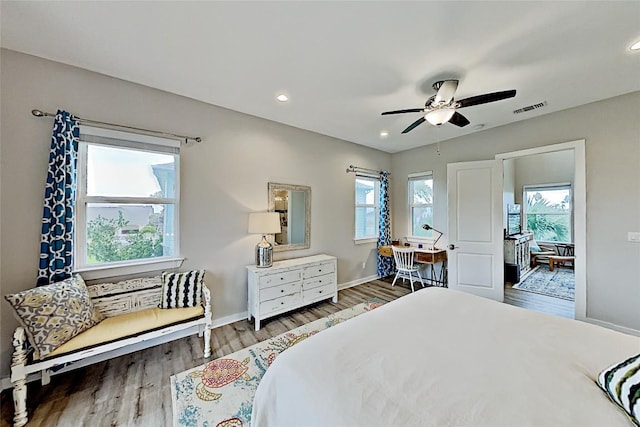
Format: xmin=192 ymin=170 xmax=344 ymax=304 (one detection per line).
xmin=0 ymin=278 xmax=572 ymax=426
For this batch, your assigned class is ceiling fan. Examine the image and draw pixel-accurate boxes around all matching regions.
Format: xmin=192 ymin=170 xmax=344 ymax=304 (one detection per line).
xmin=381 ymin=80 xmax=516 ymax=134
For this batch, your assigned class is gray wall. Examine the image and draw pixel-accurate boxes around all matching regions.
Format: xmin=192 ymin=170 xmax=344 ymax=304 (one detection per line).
xmin=391 ymin=91 xmax=640 ymax=331
xmin=514 ymin=150 xmax=574 ymax=205
xmin=0 ymin=49 xmax=390 ymax=377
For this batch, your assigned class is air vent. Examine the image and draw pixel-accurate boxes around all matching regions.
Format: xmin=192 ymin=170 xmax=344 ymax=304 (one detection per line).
xmin=513 ymin=101 xmax=547 ymax=114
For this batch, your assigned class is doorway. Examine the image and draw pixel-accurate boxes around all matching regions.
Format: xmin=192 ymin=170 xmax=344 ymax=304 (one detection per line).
xmin=496 ymin=140 xmax=585 ymax=321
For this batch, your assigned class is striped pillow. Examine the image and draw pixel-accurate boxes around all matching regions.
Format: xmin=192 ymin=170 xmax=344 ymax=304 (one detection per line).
xmin=160 ymin=270 xmax=205 ymax=309
xmin=597 ymin=353 xmax=639 ymax=425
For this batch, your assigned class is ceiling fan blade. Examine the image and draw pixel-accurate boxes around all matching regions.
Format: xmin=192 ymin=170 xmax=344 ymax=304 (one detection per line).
xmin=434 ymin=80 xmax=458 ymax=104
xmin=448 ymin=111 xmax=470 ymax=127
xmin=457 ymin=90 xmax=516 ymax=108
xmin=401 ymin=117 xmax=426 ymax=134
xmin=381 ymin=108 xmax=424 ymax=115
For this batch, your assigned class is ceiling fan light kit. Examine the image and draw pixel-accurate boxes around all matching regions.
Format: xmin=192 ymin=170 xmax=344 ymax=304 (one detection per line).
xmin=382 ymin=79 xmax=516 ymax=134
xmin=425 ymin=108 xmax=456 ymax=126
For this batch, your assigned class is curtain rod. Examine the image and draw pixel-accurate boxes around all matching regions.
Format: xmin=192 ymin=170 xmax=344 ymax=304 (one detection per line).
xmin=31 ymin=109 xmax=202 ymax=143
xmin=346 ymin=164 xmax=390 ymax=175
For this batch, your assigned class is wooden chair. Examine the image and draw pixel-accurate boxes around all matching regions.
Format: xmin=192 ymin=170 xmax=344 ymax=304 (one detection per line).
xmin=529 ymin=239 xmax=555 ymax=267
xmin=391 ymin=246 xmax=425 ymax=292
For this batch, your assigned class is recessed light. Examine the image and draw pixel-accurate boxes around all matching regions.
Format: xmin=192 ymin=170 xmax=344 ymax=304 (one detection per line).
xmin=631 ymin=40 xmax=640 ymax=51
xmin=276 ymin=94 xmax=289 ymax=102
xmin=379 ymin=131 xmax=389 ymax=138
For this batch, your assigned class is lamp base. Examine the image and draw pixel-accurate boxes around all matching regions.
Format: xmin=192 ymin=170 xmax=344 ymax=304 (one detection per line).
xmin=255 ymin=235 xmax=273 ymax=268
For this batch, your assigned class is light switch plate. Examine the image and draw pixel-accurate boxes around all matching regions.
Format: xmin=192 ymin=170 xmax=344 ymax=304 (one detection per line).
xmin=628 ymin=232 xmax=640 ymax=243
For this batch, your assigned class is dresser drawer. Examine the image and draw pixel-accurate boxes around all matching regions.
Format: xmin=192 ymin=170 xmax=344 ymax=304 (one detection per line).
xmin=259 ymin=270 xmax=301 ymax=288
xmin=260 ymin=281 xmax=302 ymax=302
xmin=302 ymin=262 xmax=335 ymax=279
xmin=302 ymin=273 xmax=335 ymax=291
xmin=302 ymin=282 xmax=335 ymax=303
xmin=260 ymin=293 xmax=302 ymax=316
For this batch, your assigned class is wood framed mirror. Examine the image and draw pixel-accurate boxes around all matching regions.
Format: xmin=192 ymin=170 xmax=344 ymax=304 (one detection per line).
xmin=268 ymin=183 xmax=311 ymax=252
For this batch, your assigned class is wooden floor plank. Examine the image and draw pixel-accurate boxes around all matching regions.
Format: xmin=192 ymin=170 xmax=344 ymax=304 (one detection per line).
xmin=1 ymin=279 xmax=571 ymax=426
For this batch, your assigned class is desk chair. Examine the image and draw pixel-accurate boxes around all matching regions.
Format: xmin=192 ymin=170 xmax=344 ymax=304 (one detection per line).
xmin=392 ymin=246 xmax=425 ymax=292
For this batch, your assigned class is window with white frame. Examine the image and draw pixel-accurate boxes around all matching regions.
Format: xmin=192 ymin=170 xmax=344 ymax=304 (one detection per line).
xmin=75 ymin=126 xmax=180 ymax=271
xmin=354 ymin=175 xmax=380 ymax=240
xmin=523 ymin=183 xmax=572 ymax=243
xmin=408 ymin=172 xmax=433 ymax=238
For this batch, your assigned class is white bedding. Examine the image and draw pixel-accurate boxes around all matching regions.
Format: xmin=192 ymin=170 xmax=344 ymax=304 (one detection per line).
xmin=252 ymin=288 xmax=639 ymax=427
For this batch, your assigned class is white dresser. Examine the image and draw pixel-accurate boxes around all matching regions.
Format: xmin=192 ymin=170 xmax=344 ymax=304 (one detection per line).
xmin=247 ymin=254 xmax=337 ymax=331
xmin=504 ymin=232 xmax=533 ymax=277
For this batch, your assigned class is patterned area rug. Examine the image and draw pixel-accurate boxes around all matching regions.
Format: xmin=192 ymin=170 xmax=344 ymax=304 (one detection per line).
xmin=513 ymin=264 xmax=575 ymax=301
xmin=170 ymin=298 xmax=386 ymax=427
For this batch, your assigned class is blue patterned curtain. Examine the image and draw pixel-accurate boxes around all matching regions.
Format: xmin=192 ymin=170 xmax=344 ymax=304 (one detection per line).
xmin=37 ymin=110 xmax=80 ymax=286
xmin=377 ymin=171 xmax=394 ymax=277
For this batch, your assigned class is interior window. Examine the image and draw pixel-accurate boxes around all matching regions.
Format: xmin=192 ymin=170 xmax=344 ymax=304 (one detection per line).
xmin=408 ymin=172 xmax=433 ymax=237
xmin=523 ymin=184 xmax=572 ymax=243
xmin=354 ymin=175 xmax=380 ymax=240
xmin=75 ymin=127 xmax=180 ymax=269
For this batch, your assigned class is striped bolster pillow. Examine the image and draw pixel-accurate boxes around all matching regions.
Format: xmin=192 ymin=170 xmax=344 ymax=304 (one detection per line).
xmin=597 ymin=353 xmax=639 ymax=425
xmin=160 ymin=270 xmax=205 ymax=309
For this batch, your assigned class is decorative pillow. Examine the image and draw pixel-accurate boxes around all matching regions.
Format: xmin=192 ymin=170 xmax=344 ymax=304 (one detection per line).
xmin=4 ymin=274 xmax=105 ymax=360
xmin=160 ymin=270 xmax=205 ymax=309
xmin=597 ymin=353 xmax=640 ymax=425
xmin=529 ymin=240 xmax=542 ymax=252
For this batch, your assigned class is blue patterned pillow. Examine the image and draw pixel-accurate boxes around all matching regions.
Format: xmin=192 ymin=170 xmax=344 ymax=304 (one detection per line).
xmin=160 ymin=270 xmax=205 ymax=309
xmin=597 ymin=353 xmax=640 ymax=425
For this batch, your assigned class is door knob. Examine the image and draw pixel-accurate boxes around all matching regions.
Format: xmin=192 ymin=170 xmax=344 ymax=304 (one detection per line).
xmin=448 ymin=244 xmax=457 ymax=250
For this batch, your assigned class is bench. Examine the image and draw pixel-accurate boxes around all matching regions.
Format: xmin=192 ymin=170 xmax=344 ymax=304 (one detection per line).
xmin=548 ymin=255 xmax=575 ymax=271
xmin=9 ymin=276 xmax=212 ymax=427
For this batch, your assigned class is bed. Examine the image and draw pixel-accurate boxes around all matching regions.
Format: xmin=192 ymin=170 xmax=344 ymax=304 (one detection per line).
xmin=251 ymin=288 xmax=639 ymax=426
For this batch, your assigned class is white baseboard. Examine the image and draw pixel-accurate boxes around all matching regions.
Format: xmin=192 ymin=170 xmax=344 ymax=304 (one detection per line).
xmin=585 ymin=317 xmax=640 ymax=337
xmin=211 ymin=311 xmax=249 ymax=329
xmin=338 ymin=275 xmax=379 ymax=291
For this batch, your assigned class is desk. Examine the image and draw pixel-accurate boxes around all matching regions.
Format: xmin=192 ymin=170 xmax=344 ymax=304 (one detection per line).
xmin=378 ymin=245 xmax=448 ymax=287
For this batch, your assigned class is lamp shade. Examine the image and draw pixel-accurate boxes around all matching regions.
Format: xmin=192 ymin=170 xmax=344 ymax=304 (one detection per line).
xmin=248 ymin=212 xmax=281 ymax=234
xmin=425 ymin=108 xmax=455 ymax=126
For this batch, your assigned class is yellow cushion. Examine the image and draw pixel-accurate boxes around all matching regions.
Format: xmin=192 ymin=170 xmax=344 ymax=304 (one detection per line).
xmin=46 ymin=305 xmax=204 ymax=358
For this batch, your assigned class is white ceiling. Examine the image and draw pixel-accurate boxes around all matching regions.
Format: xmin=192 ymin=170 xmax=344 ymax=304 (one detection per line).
xmin=2 ymin=1 xmax=639 ymax=153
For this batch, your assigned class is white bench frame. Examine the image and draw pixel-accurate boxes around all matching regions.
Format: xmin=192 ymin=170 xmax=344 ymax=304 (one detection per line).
xmin=9 ymin=277 xmax=212 ymax=427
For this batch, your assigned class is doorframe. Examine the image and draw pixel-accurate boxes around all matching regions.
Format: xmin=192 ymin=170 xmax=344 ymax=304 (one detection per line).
xmin=495 ymin=139 xmax=586 ymax=321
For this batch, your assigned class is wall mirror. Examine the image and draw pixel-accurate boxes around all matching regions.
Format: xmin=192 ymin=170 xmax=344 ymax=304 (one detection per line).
xmin=268 ymin=183 xmax=311 ymax=252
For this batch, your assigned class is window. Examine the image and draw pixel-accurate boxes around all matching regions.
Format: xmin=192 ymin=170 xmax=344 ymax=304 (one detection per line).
xmin=523 ymin=183 xmax=572 ymax=243
xmin=354 ymin=175 xmax=380 ymax=240
xmin=408 ymin=172 xmax=433 ymax=238
xmin=75 ymin=126 xmax=180 ymax=272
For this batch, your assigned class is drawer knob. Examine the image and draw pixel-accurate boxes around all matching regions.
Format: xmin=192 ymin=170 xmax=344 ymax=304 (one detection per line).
xmin=319 ymin=290 xmax=323 ymax=294
xmin=280 ymin=277 xmax=284 ymax=280
xmin=281 ymin=290 xmax=284 ymax=293
xmin=319 ymin=280 xmax=322 ymax=283
xmin=281 ymin=301 xmax=284 ymax=305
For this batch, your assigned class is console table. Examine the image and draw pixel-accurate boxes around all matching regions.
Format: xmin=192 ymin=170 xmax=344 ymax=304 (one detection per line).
xmin=247 ymin=254 xmax=337 ymax=331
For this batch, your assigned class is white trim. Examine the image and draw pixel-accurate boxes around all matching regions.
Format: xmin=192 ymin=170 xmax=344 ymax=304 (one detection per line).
xmin=75 ymin=257 xmax=184 ymax=280
xmin=585 ymin=317 xmax=640 ymax=337
xmin=338 ymin=275 xmax=379 ymax=290
xmin=354 ymin=237 xmax=377 ymax=245
xmin=211 ymin=311 xmax=250 ymax=329
xmin=80 ymin=125 xmax=181 ymax=148
xmin=408 ymin=170 xmax=433 ymax=179
xmin=496 ymin=139 xmax=586 ymax=321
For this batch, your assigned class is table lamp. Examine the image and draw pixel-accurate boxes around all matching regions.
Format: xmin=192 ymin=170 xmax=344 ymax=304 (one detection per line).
xmin=248 ymin=212 xmax=282 ymax=268
xmin=421 ymin=224 xmax=443 ymax=250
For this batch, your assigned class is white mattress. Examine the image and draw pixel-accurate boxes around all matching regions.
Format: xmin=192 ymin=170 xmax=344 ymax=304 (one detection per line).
xmin=252 ymin=288 xmax=639 ymax=427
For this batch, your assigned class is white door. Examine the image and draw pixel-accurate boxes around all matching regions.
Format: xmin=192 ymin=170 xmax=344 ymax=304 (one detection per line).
xmin=447 ymin=160 xmax=504 ymax=301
